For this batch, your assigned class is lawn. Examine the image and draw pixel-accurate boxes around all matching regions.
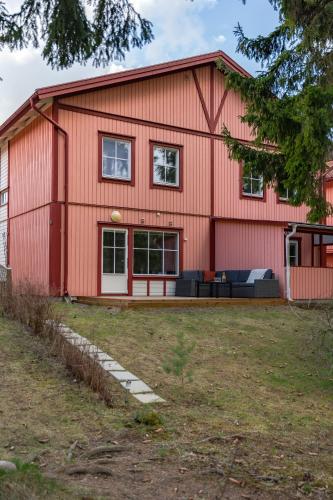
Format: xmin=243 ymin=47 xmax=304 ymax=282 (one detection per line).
xmin=1 ymin=303 xmax=332 ymax=498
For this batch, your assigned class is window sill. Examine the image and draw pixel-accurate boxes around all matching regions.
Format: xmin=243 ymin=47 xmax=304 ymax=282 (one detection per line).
xmin=133 ymin=275 xmax=179 ymax=278
xmin=99 ymin=176 xmax=134 ymax=186
xmin=241 ymin=192 xmax=266 ymax=202
xmin=150 ymin=182 xmax=182 ymax=192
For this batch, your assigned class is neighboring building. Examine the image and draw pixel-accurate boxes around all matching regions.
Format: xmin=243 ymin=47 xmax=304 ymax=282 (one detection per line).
xmin=0 ymin=51 xmax=332 ymax=299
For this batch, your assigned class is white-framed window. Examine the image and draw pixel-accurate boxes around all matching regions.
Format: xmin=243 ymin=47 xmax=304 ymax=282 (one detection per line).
xmin=279 ymin=186 xmax=296 ymax=202
xmin=102 ymin=229 xmax=127 ymax=274
xmin=102 ymin=136 xmax=131 ymax=181
xmin=0 ymin=190 xmax=8 ymax=206
xmin=242 ymin=170 xmax=264 ymax=198
xmin=289 ymin=240 xmax=299 ymax=267
xmin=153 ymin=145 xmax=180 ymax=187
xmin=133 ymin=231 xmax=179 ymax=275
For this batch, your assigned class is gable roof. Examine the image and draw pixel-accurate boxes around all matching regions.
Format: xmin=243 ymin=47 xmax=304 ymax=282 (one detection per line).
xmin=0 ymin=50 xmax=251 ymax=145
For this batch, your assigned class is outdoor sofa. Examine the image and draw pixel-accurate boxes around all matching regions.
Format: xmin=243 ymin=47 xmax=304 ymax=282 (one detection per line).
xmin=175 ymin=268 xmax=280 ymax=298
xmin=215 ymin=269 xmax=280 ymax=298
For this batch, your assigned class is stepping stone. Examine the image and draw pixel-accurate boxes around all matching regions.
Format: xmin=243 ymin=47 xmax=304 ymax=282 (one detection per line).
xmin=120 ymin=379 xmax=153 ymax=394
xmin=100 ymin=360 xmax=124 ymax=371
xmin=56 ymin=322 xmax=166 ymax=404
xmin=133 ymin=393 xmax=165 ymax=404
xmin=66 ymin=336 xmax=91 ymax=346
xmin=0 ymin=461 xmax=17 ymax=472
xmin=91 ymin=352 xmax=114 ymax=362
xmin=109 ymin=370 xmax=139 ymax=382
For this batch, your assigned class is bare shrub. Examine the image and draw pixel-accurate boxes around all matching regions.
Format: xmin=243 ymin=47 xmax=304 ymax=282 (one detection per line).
xmin=52 ymin=338 xmax=113 ymax=406
xmin=0 ymin=279 xmax=113 ymax=405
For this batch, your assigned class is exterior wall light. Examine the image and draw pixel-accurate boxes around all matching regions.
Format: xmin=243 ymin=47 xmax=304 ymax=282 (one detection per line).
xmin=111 ymin=210 xmax=121 ymax=223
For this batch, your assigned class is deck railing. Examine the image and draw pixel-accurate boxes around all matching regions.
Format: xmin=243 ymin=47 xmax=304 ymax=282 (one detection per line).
xmin=290 ymin=266 xmax=333 ymax=300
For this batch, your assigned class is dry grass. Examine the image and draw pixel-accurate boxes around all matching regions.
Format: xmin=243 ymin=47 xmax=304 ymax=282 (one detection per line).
xmin=1 ymin=292 xmax=332 ymax=498
xmin=0 ymin=281 xmax=115 ymax=406
xmin=55 ymin=303 xmax=333 ymax=497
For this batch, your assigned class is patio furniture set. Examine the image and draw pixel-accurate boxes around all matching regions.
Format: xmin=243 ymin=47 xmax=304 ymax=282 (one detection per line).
xmin=175 ymin=269 xmax=280 ymax=298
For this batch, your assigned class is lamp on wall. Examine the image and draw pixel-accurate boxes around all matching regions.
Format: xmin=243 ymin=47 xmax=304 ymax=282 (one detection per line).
xmin=111 ymin=210 xmax=121 ymax=223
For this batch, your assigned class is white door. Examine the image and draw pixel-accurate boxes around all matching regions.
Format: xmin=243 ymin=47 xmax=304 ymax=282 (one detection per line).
xmin=101 ymin=228 xmax=128 ymax=294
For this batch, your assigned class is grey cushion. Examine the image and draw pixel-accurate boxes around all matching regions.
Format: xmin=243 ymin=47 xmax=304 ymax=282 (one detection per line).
xmin=181 ymin=270 xmax=204 ymax=282
xmin=238 ymin=270 xmax=251 ymax=282
xmin=263 ymin=269 xmax=273 ymax=279
xmin=216 ymin=270 xmax=251 ymax=283
xmin=217 ymin=269 xmax=272 ymax=284
xmin=232 ymin=282 xmax=254 ymax=288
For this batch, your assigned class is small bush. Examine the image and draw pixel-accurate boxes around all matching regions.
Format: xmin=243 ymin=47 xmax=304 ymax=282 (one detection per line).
xmin=133 ymin=408 xmax=164 ymax=427
xmin=0 ymin=280 xmax=57 ymax=336
xmin=163 ymin=331 xmax=195 ymax=386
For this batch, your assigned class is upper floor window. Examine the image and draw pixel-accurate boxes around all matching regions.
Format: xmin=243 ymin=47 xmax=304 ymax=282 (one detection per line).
xmin=151 ymin=142 xmax=182 ymax=189
xmin=0 ymin=190 xmax=8 ymax=206
xmin=278 ymin=185 xmax=296 ymax=202
xmin=242 ymin=169 xmax=264 ymax=198
xmin=100 ymin=133 xmax=134 ymax=184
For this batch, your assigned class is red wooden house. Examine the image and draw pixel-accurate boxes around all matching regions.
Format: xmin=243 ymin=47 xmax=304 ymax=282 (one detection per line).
xmin=1 ymin=51 xmax=332 ymax=300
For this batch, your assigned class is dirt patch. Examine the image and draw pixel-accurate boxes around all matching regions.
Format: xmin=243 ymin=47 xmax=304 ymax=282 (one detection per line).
xmin=53 ymin=430 xmax=279 ymax=500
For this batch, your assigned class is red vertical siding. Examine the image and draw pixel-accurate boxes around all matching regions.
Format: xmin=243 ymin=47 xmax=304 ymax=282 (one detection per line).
xmin=67 ymin=205 xmax=209 ymax=296
xmin=291 ymin=267 xmax=333 ymax=299
xmin=58 ymin=109 xmax=211 ymax=215
xmin=61 ymin=70 xmax=210 ymax=133
xmin=215 ymin=220 xmax=286 ymax=294
xmin=9 ymin=110 xmax=53 ymax=217
xmin=214 ymin=141 xmax=309 ymax=221
xmin=10 ymin=205 xmax=50 ymax=291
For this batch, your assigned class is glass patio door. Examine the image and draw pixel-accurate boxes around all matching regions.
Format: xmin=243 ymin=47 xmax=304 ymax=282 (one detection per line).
xmin=101 ymin=228 xmax=128 ymax=294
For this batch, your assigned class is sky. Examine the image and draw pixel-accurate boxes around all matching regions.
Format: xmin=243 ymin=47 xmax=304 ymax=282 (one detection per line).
xmin=0 ymin=0 xmax=279 ymax=123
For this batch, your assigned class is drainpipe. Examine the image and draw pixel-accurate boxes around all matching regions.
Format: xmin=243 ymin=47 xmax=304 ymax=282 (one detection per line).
xmin=30 ymin=96 xmax=69 ymax=295
xmin=285 ymin=223 xmax=297 ymax=301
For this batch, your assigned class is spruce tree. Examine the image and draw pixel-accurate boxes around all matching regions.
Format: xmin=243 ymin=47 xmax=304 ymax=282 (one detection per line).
xmin=0 ymin=0 xmax=153 ymax=69
xmin=219 ymin=0 xmax=333 ymax=222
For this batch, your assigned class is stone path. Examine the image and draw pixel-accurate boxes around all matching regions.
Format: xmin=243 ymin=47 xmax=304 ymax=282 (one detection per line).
xmin=57 ymin=323 xmax=165 ymax=404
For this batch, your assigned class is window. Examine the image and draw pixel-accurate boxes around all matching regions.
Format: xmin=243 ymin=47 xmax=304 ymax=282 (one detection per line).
xmin=0 ymin=190 xmax=8 ymax=206
xmin=101 ymin=135 xmax=132 ymax=182
xmin=279 ymin=186 xmax=290 ymax=201
xmin=152 ymin=143 xmax=180 ymax=188
xmin=278 ymin=186 xmax=296 ymax=202
xmin=242 ymin=169 xmax=264 ymax=198
xmin=289 ymin=240 xmax=299 ymax=267
xmin=102 ymin=229 xmax=127 ymax=274
xmin=133 ymin=231 xmax=179 ymax=275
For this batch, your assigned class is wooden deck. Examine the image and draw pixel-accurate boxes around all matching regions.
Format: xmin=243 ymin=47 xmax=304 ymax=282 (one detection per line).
xmin=76 ymin=296 xmax=286 ymax=309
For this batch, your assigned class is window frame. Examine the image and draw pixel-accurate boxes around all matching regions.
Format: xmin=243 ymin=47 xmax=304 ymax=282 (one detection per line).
xmin=133 ymin=230 xmax=179 ymax=277
xmin=239 ymin=163 xmax=266 ymax=201
xmin=0 ymin=190 xmax=8 ymax=206
xmin=150 ymin=140 xmax=183 ymax=191
xmin=284 ymin=236 xmax=302 ymax=267
xmin=277 ymin=186 xmax=295 ymax=204
xmin=102 ymin=228 xmax=128 ymax=276
xmin=98 ymin=131 xmax=135 ymax=186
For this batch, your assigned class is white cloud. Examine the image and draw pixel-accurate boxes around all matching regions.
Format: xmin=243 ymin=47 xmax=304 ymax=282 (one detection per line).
xmin=129 ymin=0 xmax=218 ymax=65
xmin=108 ymin=62 xmax=131 ymax=74
xmin=215 ymin=34 xmax=226 ymax=44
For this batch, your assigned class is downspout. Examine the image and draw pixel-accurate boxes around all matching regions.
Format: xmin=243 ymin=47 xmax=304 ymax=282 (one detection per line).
xmin=30 ymin=96 xmax=69 ymax=295
xmin=285 ymin=223 xmax=297 ymax=301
